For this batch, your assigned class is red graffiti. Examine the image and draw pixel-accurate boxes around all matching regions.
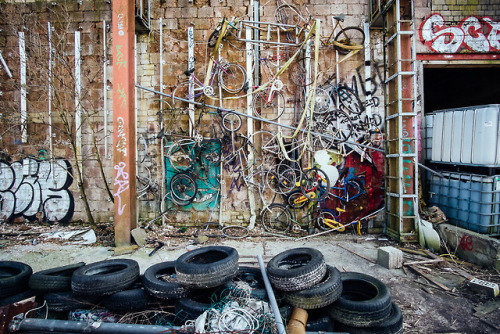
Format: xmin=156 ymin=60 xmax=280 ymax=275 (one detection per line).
xmin=459 ymin=235 xmax=474 ymax=251
xmin=420 ymin=13 xmax=500 ymax=53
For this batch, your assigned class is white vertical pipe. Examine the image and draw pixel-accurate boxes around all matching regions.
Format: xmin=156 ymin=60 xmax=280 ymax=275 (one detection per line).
xmin=187 ymin=26 xmax=195 ymax=136
xmin=246 ymin=26 xmax=256 ymax=230
xmin=75 ymin=31 xmax=82 ymax=169
xmin=47 ymin=22 xmax=53 ymax=159
xmin=103 ymin=20 xmax=109 ymax=158
xmin=159 ymin=18 xmax=166 ymax=224
xmin=19 ymin=32 xmax=27 ymax=143
xmin=364 ymin=21 xmax=372 ymax=119
xmin=159 ymin=18 xmax=164 ymax=114
xmin=257 ymin=255 xmax=286 ymax=334
xmin=305 ymin=40 xmax=311 ymax=117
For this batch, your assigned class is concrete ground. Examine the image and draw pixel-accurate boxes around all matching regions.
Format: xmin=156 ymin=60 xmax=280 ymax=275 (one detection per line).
xmin=1 ymin=225 xmax=500 ymax=334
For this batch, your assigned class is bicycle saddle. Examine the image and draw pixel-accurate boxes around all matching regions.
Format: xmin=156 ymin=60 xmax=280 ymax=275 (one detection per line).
xmin=183 ymin=68 xmax=195 ymax=76
xmin=333 ymin=13 xmax=345 ymax=21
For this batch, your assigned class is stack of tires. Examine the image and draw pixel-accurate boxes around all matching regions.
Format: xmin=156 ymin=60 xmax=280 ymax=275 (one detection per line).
xmin=267 ymin=248 xmax=403 ymax=334
xmin=144 ymin=245 xmax=240 ymax=324
xmin=0 ymin=261 xmax=34 ymax=306
xmin=267 ymin=248 xmax=341 ymax=331
xmin=29 ymin=246 xmax=242 ymax=325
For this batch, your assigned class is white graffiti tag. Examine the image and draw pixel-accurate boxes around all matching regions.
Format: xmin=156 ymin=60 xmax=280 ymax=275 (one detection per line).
xmin=116 ymin=116 xmax=127 ymax=156
xmin=0 ymin=158 xmax=74 ymax=223
xmin=420 ymin=14 xmax=500 ymax=53
xmin=113 ymin=161 xmax=129 ymax=215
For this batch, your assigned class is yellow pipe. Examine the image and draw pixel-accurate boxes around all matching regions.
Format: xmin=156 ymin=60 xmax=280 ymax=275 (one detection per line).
xmin=286 ymin=307 xmax=308 ymax=334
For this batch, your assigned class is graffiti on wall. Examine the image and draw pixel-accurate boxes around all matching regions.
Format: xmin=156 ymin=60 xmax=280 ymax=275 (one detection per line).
xmin=420 ymin=13 xmax=500 ymax=53
xmin=0 ymin=158 xmax=74 ymax=224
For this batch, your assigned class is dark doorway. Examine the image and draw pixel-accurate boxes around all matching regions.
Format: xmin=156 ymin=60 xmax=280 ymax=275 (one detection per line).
xmin=423 ymin=67 xmax=500 ymax=114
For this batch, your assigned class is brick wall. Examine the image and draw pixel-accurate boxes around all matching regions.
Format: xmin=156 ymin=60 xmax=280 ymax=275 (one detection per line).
xmin=0 ymin=0 xmax=379 ymax=227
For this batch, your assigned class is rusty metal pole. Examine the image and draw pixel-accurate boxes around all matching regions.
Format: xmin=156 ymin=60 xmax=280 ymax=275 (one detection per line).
xmin=112 ymin=0 xmax=136 ymax=247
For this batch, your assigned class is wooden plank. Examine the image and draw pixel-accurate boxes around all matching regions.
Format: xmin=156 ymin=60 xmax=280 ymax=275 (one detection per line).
xmin=408 ymin=265 xmax=451 ymax=291
xmin=398 ymin=247 xmax=428 ymax=256
xmin=404 ymin=259 xmax=444 ymax=266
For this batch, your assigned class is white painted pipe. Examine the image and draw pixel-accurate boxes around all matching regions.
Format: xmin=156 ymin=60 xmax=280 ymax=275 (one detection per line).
xmin=257 ymin=254 xmax=286 ymax=334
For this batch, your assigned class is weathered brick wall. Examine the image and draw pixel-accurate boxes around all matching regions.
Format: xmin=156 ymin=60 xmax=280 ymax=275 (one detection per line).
xmin=0 ymin=0 xmax=380 ymax=226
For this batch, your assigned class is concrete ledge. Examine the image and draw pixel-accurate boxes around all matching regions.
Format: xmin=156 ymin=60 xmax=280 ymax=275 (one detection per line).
xmin=438 ymin=224 xmax=500 ymax=270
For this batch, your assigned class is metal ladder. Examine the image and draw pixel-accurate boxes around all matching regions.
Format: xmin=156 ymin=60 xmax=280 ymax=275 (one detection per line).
xmin=383 ymin=0 xmax=419 ymax=242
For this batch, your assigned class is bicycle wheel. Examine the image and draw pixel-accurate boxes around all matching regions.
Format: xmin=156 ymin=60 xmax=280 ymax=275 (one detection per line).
xmin=321 ymin=111 xmax=354 ymax=146
xmin=334 ymin=26 xmax=365 ymax=55
xmin=219 ymin=63 xmax=246 ymax=94
xmin=274 ymin=163 xmax=300 ymax=195
xmin=165 ymin=139 xmax=195 ymax=172
xmin=170 ymin=172 xmax=197 ymax=204
xmin=136 ymin=170 xmax=151 ymax=195
xmin=345 ymin=178 xmax=365 ymax=202
xmin=286 ymin=189 xmax=307 ymax=209
xmin=221 ymin=134 xmax=256 ymax=172
xmin=336 ymin=86 xmax=363 ymax=115
xmin=221 ymin=112 xmax=242 ymax=132
xmin=299 ymin=167 xmax=330 ymax=202
xmin=274 ymin=4 xmax=303 ymax=26
xmin=289 ymin=58 xmax=311 ymax=87
xmin=315 ymin=209 xmax=343 ymax=231
xmin=172 ymin=80 xmax=209 ymax=111
xmin=313 ymin=87 xmax=334 ymax=115
xmin=252 ymin=89 xmax=285 ymax=121
xmin=208 ymin=25 xmax=221 ymax=48
xmin=261 ymin=203 xmax=291 ymax=234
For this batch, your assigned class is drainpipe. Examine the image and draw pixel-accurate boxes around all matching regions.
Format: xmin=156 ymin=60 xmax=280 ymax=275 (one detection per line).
xmin=10 ymin=318 xmax=182 ymax=334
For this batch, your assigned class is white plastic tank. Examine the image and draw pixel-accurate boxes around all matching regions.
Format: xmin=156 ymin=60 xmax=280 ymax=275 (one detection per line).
xmin=425 ymin=104 xmax=500 ymax=166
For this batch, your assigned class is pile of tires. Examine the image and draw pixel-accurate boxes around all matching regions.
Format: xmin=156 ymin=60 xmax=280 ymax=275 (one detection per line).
xmin=267 ymin=248 xmax=343 ymax=332
xmin=267 ymin=248 xmax=403 ymax=334
xmin=0 ymin=261 xmax=34 ymax=306
xmin=327 ymin=272 xmax=403 ymax=334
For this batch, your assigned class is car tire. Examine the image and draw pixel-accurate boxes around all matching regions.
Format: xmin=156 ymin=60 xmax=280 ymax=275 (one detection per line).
xmin=142 ymin=262 xmax=189 ymax=299
xmin=327 ymin=272 xmax=392 ymax=328
xmin=29 ymin=262 xmax=85 ymax=293
xmin=283 ymin=265 xmax=342 ymax=309
xmin=71 ymin=259 xmax=139 ymax=297
xmin=175 ymin=246 xmax=239 ymax=289
xmin=0 ymin=261 xmax=32 ymax=299
xmin=267 ymin=248 xmax=326 ymax=292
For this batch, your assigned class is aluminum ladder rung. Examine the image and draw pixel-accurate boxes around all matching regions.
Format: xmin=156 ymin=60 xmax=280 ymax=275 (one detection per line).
xmin=386 ymin=112 xmax=417 ymax=120
xmin=385 ymin=30 xmax=415 ymax=45
xmin=385 ymin=71 xmax=416 ymax=83
xmin=386 ymin=153 xmax=417 ymax=158
xmin=386 ymin=192 xmax=418 ymax=198
xmin=385 ymin=99 xmax=417 ymax=107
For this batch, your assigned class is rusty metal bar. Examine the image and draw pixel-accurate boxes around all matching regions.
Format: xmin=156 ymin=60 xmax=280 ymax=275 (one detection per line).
xmin=112 ymin=0 xmax=137 ymax=247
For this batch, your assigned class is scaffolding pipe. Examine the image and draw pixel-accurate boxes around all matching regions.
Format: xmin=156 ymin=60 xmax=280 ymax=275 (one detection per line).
xmin=258 ymin=254 xmax=286 ymax=334
xmin=10 ymin=318 xmax=183 ymax=334
xmin=103 ymin=20 xmax=109 ymax=158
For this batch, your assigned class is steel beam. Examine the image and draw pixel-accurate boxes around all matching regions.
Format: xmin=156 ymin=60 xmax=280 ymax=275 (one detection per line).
xmin=112 ymin=0 xmax=136 ymax=247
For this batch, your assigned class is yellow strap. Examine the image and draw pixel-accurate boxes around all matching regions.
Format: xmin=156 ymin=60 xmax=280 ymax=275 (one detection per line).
xmin=204 ymin=19 xmax=230 ymax=88
xmin=275 ymin=19 xmax=321 ymax=163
